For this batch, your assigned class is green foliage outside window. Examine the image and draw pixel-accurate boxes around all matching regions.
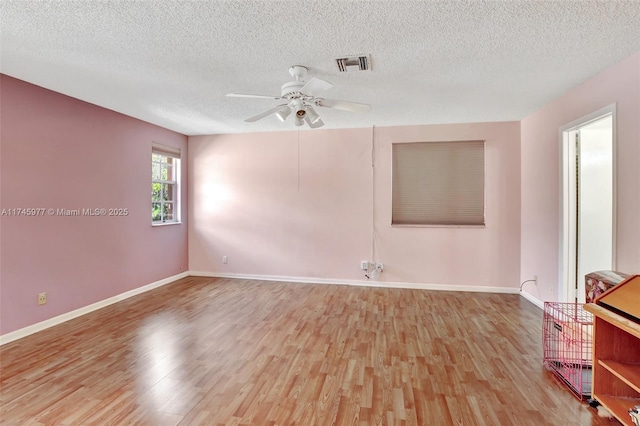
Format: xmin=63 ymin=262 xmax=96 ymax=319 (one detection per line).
xmin=152 ymin=154 xmax=177 ymax=222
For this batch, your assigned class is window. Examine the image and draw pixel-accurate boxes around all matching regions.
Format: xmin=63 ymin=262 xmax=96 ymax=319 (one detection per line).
xmin=152 ymin=143 xmax=181 ymax=224
xmin=392 ymin=140 xmax=485 ymax=226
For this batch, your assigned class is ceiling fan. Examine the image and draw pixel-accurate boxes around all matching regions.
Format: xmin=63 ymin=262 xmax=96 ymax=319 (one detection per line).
xmin=226 ymin=65 xmax=371 ymax=128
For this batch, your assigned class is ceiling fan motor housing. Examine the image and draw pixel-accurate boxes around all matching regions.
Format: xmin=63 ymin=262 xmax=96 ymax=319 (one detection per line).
xmin=281 ymin=81 xmax=305 ymax=97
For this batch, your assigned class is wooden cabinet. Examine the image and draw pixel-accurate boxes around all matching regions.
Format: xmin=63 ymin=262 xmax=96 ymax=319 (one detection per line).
xmin=584 ymin=275 xmax=640 ymax=426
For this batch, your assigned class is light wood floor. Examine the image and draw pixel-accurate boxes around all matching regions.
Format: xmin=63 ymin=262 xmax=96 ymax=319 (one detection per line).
xmin=1 ymin=277 xmax=619 ymax=425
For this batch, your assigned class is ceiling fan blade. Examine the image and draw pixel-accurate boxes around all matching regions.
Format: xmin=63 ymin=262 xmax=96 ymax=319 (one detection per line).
xmin=300 ymin=77 xmax=333 ymax=96
xmin=245 ymin=105 xmax=289 ymax=122
xmin=227 ymin=93 xmax=281 ymax=100
xmin=315 ymin=98 xmax=372 ymax=112
xmin=305 ymin=116 xmax=325 ymax=129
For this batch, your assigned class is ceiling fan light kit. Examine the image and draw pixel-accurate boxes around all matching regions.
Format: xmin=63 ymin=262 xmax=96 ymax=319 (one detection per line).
xmin=275 ymin=107 xmax=291 ymax=122
xmin=227 ymin=65 xmax=371 ymax=129
xmin=306 ymin=107 xmax=321 ymax=124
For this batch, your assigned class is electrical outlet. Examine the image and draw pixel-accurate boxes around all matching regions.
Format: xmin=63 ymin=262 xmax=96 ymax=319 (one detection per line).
xmin=38 ymin=292 xmax=47 ymax=305
xmin=361 ymin=260 xmax=369 ymax=271
xmin=222 ymin=255 xmax=228 ymax=264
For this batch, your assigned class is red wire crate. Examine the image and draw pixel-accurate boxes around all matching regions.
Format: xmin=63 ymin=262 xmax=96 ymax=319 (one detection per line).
xmin=543 ymin=302 xmax=594 ymax=399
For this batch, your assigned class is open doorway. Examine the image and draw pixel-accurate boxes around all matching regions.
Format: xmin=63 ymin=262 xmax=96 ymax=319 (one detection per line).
xmin=560 ymin=106 xmax=615 ymax=303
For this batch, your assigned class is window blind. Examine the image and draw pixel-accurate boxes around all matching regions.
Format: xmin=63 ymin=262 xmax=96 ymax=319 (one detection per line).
xmin=392 ymin=140 xmax=485 ymax=226
xmin=152 ymin=142 xmax=181 ymax=159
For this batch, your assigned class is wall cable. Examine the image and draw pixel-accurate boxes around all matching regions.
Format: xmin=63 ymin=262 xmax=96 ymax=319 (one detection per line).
xmin=297 ymin=129 xmax=300 ymax=192
xmin=372 ymin=125 xmax=377 ymax=262
xmin=520 ymin=279 xmax=536 ymax=291
xmin=365 ymin=125 xmax=385 ymax=280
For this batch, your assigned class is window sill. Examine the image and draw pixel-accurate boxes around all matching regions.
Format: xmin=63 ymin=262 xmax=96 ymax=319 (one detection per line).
xmin=391 ymin=224 xmax=485 ymax=228
xmin=152 ymin=221 xmax=182 ymax=227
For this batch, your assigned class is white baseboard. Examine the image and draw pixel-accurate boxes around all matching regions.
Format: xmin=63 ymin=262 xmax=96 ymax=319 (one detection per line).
xmin=520 ymin=289 xmax=544 ymax=309
xmin=1 ymin=270 xmax=523 ymax=346
xmin=0 ymin=271 xmax=189 ymax=346
xmin=190 ymin=271 xmax=520 ymax=294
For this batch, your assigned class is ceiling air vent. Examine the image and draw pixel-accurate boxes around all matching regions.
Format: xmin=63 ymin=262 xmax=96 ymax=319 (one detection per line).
xmin=335 ymin=55 xmax=370 ymax=72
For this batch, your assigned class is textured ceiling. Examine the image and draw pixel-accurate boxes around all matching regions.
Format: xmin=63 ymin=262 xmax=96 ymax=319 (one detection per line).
xmin=2 ymin=1 xmax=640 ymax=136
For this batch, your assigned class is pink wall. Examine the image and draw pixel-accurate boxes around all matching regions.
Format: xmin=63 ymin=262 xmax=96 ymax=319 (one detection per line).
xmin=189 ymin=129 xmax=373 ymax=279
xmin=189 ymin=122 xmax=521 ymax=288
xmin=0 ymin=75 xmax=188 ymax=335
xmin=520 ymin=52 xmax=640 ymax=302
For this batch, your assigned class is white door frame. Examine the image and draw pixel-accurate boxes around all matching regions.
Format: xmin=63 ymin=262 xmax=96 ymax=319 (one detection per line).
xmin=558 ymin=104 xmax=617 ymax=302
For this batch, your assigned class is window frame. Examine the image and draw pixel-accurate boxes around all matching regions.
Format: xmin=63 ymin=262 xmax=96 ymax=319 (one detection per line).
xmin=391 ymin=140 xmax=485 ymax=227
xmin=152 ymin=143 xmax=181 ymax=226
